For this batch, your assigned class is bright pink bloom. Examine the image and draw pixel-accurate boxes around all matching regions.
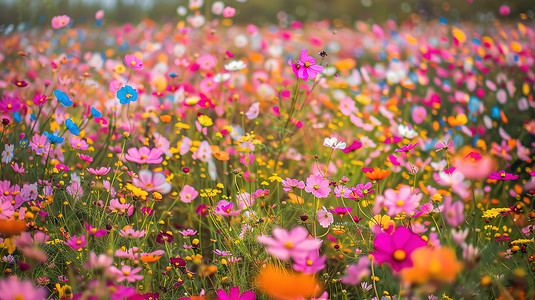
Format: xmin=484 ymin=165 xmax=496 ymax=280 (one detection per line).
xmin=304 ymin=174 xmax=331 ymax=198
xmin=85 ymin=222 xmax=107 ymax=237
xmin=217 ymin=286 xmax=255 ymax=300
xmin=222 ymin=7 xmax=236 ymax=18
xmin=395 ymin=142 xmax=419 ymax=153
xmin=352 ymin=182 xmax=374 ymax=198
xmin=87 ymin=167 xmax=111 ymax=176
xmin=293 ymin=251 xmax=326 ymax=274
xmin=281 ymin=178 xmax=305 ymax=192
xmin=256 ymin=226 xmax=322 ymax=260
xmin=375 ymin=186 xmax=422 ymax=216
xmin=316 ymin=207 xmax=334 ymax=228
xmin=488 ymin=170 xmax=518 ymax=181
xmin=178 ymin=229 xmax=197 ymax=236
xmin=288 ymin=49 xmax=325 ymax=81
xmin=411 ymin=106 xmax=427 ymax=124
xmin=341 ymin=257 xmax=370 ymax=285
xmin=179 ymin=185 xmax=199 ymax=203
xmin=0 ymin=95 xmax=22 ymax=113
xmin=65 ymin=235 xmax=87 ymax=250
xmin=125 ymin=147 xmax=163 ymax=164
xmin=370 ymin=227 xmax=427 ymax=272
xmin=124 ymin=54 xmax=143 ymax=71
xmin=132 ymin=170 xmax=172 ymax=194
xmin=214 ymin=200 xmax=241 ymax=216
xmin=110 ymin=265 xmax=144 ymax=282
xmin=0 ymin=276 xmax=47 ymax=300
xmin=51 ymin=15 xmax=70 ymax=29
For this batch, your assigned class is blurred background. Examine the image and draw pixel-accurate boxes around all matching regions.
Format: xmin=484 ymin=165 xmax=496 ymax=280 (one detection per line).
xmin=1 ymin=0 xmax=535 ymax=29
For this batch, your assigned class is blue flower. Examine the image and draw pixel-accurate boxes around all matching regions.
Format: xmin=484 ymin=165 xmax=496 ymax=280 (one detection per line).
xmin=54 ymin=90 xmax=73 ymax=107
xmin=117 ymin=85 xmax=138 ymax=105
xmin=44 ymin=131 xmax=64 ymax=144
xmin=91 ymin=107 xmax=102 ymax=118
xmin=13 ymin=111 xmax=21 ymax=122
xmin=65 ymin=119 xmax=80 ymax=136
xmin=20 ymin=139 xmax=29 ymax=148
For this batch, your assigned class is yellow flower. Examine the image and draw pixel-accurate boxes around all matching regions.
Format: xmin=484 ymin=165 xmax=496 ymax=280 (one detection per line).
xmin=482 ymin=208 xmax=511 ymax=219
xmin=198 ymin=115 xmax=213 ymax=127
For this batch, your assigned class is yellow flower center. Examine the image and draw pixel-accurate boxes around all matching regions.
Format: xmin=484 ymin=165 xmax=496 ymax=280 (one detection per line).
xmin=500 ymin=172 xmax=506 ymax=177
xmin=123 ymin=270 xmax=130 ymax=276
xmin=7 ymin=104 xmax=12 ymax=109
xmin=146 ymin=183 xmax=154 ymax=188
xmin=306 ymin=259 xmax=313 ymax=266
xmin=313 ymin=185 xmax=319 ymax=190
xmin=126 ymin=93 xmax=132 ymax=99
xmin=285 ymin=241 xmax=294 ymax=249
xmin=15 ymin=295 xmax=24 ymax=300
xmin=141 ymin=155 xmax=147 ymax=159
xmin=16 ymin=82 xmax=21 ymax=86
xmin=77 ymin=143 xmax=81 ymax=147
xmin=91 ymin=228 xmax=97 ymax=233
xmin=76 ymin=239 xmax=82 ymax=245
xmin=3 ymin=191 xmax=9 ymax=196
xmin=304 ymin=61 xmax=310 ymax=67
xmin=393 ymin=249 xmax=406 ymax=261
xmin=131 ymin=61 xmax=136 ymax=66
xmin=396 ymin=200 xmax=404 ymax=207
xmin=186 ymin=193 xmax=191 ymax=198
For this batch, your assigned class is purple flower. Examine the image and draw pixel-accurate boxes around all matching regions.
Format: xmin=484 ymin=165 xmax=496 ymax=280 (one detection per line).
xmin=304 ymin=174 xmax=331 ymax=198
xmin=65 ymin=235 xmax=87 ymax=250
xmin=156 ymin=232 xmax=173 ymax=244
xmin=352 ymin=182 xmax=374 ymax=198
xmin=288 ymin=49 xmax=325 ymax=81
xmin=256 ymin=226 xmax=322 ymax=260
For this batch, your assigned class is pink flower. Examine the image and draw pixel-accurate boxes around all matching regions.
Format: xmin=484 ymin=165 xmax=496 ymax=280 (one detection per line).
xmin=236 ymin=192 xmax=254 ymax=209
xmin=87 ymin=167 xmax=111 ymax=176
xmin=288 ymin=49 xmax=325 ymax=81
xmin=304 ymin=174 xmax=331 ymax=198
xmin=395 ymin=142 xmax=419 ymax=153
xmin=352 ymin=182 xmax=374 ymax=198
xmin=30 ymin=133 xmax=49 ymax=156
xmin=222 ymin=7 xmax=236 ymax=18
xmin=124 ymin=54 xmax=143 ymax=71
xmin=488 ymin=170 xmax=518 ymax=181
xmin=411 ymin=106 xmax=427 ymax=124
xmin=0 ymin=276 xmax=47 ymax=300
xmin=341 ymin=257 xmax=370 ymax=285
xmin=435 ymin=140 xmax=454 ymax=153
xmin=110 ymin=265 xmax=144 ymax=282
xmin=178 ymin=229 xmax=197 ymax=236
xmin=375 ymin=186 xmax=422 ymax=216
xmin=214 ymin=200 xmax=241 ymax=216
xmin=499 ymin=5 xmax=510 ymax=15
xmin=132 ymin=170 xmax=172 ymax=194
xmin=0 ymin=95 xmax=22 ymax=113
xmin=95 ymin=10 xmax=105 ymax=20
xmin=217 ymin=286 xmax=255 ymax=300
xmin=316 ymin=207 xmax=334 ymax=228
xmin=85 ymin=222 xmax=107 ymax=237
xmin=281 ymin=178 xmax=305 ymax=192
xmin=293 ymin=251 xmax=326 ymax=274
xmin=71 ymin=137 xmax=88 ymax=150
xmin=371 ymin=227 xmax=427 ymax=272
xmin=125 ymin=147 xmax=163 ymax=164
xmin=256 ymin=226 xmax=322 ymax=260
xmin=84 ymin=252 xmax=113 ymax=270
xmin=119 ymin=228 xmax=146 ymax=238
xmin=51 ymin=15 xmax=70 ymax=29
xmin=196 ymin=54 xmax=217 ymax=70
xmin=179 ymin=185 xmax=199 ymax=203
xmin=65 ymin=235 xmax=87 ymax=250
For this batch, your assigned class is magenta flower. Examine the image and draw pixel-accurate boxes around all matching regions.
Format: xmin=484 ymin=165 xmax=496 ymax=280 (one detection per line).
xmin=370 ymin=227 xmax=427 ymax=272
xmin=375 ymin=186 xmax=422 ymax=216
xmin=124 ymin=54 xmax=143 ymax=70
xmin=51 ymin=15 xmax=70 ymax=29
xmin=179 ymin=184 xmax=199 ymax=203
xmin=132 ymin=170 xmax=172 ymax=194
xmin=281 ymin=178 xmax=305 ymax=192
xmin=0 ymin=95 xmax=22 ymax=113
xmin=214 ymin=200 xmax=241 ymax=217
xmin=435 ymin=140 xmax=454 ymax=153
xmin=0 ymin=276 xmax=47 ymax=300
xmin=84 ymin=222 xmax=107 ymax=237
xmin=125 ymin=147 xmax=163 ymax=164
xmin=65 ymin=235 xmax=87 ymax=250
xmin=304 ymin=174 xmax=331 ymax=198
xmin=178 ymin=229 xmax=197 ymax=236
xmin=293 ymin=251 xmax=327 ymax=274
xmin=288 ymin=49 xmax=325 ymax=81
xmin=341 ymin=257 xmax=371 ymax=285
xmin=110 ymin=265 xmax=144 ymax=282
xmin=87 ymin=167 xmax=111 ymax=176
xmin=217 ymin=286 xmax=255 ymax=300
xmin=395 ymin=142 xmax=419 ymax=153
xmin=488 ymin=170 xmax=518 ymax=181
xmin=352 ymin=182 xmax=374 ymax=198
xmin=256 ymin=226 xmax=322 ymax=260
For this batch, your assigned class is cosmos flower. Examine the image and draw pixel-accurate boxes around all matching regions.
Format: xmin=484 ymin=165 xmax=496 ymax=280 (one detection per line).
xmin=51 ymin=15 xmax=70 ymax=29
xmin=124 ymin=54 xmax=143 ymax=71
xmin=217 ymin=286 xmax=255 ymax=300
xmin=125 ymin=147 xmax=163 ymax=164
xmin=289 ymin=49 xmax=325 ymax=81
xmin=304 ymin=174 xmax=331 ymax=198
xmin=256 ymin=226 xmax=322 ymax=260
xmin=370 ymin=227 xmax=427 ymax=272
xmin=132 ymin=170 xmax=172 ymax=194
xmin=488 ymin=170 xmax=518 ymax=181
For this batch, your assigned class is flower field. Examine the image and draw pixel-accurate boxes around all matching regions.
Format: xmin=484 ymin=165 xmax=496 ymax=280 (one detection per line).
xmin=0 ymin=2 xmax=535 ymax=299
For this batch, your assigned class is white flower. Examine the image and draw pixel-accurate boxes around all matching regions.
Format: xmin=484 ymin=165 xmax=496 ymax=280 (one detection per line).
xmin=323 ymin=137 xmax=346 ymax=150
xmin=213 ymin=73 xmax=231 ymax=82
xmin=245 ymin=102 xmax=260 ymax=120
xmin=224 ymin=60 xmax=247 ymax=71
xmin=398 ymin=124 xmax=418 ymax=139
xmin=1 ymin=144 xmax=14 ymax=164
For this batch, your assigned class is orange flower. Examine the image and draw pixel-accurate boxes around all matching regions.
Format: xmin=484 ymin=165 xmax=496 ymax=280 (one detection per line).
xmin=211 ymin=145 xmax=229 ymax=161
xmin=288 ymin=193 xmax=304 ymax=204
xmin=141 ymin=254 xmax=162 ymax=263
xmin=257 ymin=265 xmax=320 ymax=300
xmin=400 ymin=246 xmax=462 ymax=289
xmin=363 ymin=167 xmax=391 ymax=182
xmin=0 ymin=219 xmax=27 ymax=236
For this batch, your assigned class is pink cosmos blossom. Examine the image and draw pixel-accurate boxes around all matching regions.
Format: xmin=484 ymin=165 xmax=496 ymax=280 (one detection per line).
xmin=222 ymin=7 xmax=236 ymax=18
xmin=0 ymin=276 xmax=47 ymax=300
xmin=197 ymin=54 xmax=217 ymax=70
xmin=179 ymin=185 xmax=199 ymax=203
xmin=132 ymin=170 xmax=172 ymax=194
xmin=87 ymin=167 xmax=111 ymax=176
xmin=256 ymin=226 xmax=322 ymax=260
xmin=84 ymin=252 xmax=113 ymax=270
xmin=192 ymin=140 xmax=212 ymax=162
xmin=125 ymin=147 xmax=163 ymax=164
xmin=375 ymin=186 xmax=423 ymax=216
xmin=411 ymin=106 xmax=427 ymax=124
xmin=316 ymin=207 xmax=334 ymax=228
xmin=281 ymin=178 xmax=305 ymax=192
xmin=214 ymin=200 xmax=241 ymax=216
xmin=352 ymin=182 xmax=374 ymax=198
xmin=288 ymin=49 xmax=325 ymax=81
xmin=65 ymin=235 xmax=87 ymax=250
xmin=334 ymin=185 xmax=352 ymax=198
xmin=304 ymin=174 xmax=331 ymax=198
xmin=109 ymin=198 xmax=134 ymax=216
xmin=110 ymin=265 xmax=144 ymax=282
xmin=124 ymin=54 xmax=143 ymax=70
xmin=84 ymin=222 xmax=107 ymax=237
xmin=51 ymin=15 xmax=70 ymax=29
xmin=371 ymin=227 xmax=427 ymax=272
xmin=488 ymin=170 xmax=519 ymax=181
xmin=179 ymin=229 xmax=198 ymax=236
xmin=71 ymin=137 xmax=88 ymax=150
xmin=30 ymin=133 xmax=50 ymax=156
xmin=216 ymin=286 xmax=255 ymax=300
xmin=119 ymin=228 xmax=146 ymax=238
xmin=245 ymin=102 xmax=260 ymax=120
xmin=0 ymin=95 xmax=22 ymax=113
xmin=236 ymin=192 xmax=254 ymax=209
xmin=395 ymin=142 xmax=419 ymax=153
xmin=293 ymin=251 xmax=327 ymax=274
xmin=341 ymin=257 xmax=370 ymax=285
xmin=441 ymin=196 xmax=465 ymax=227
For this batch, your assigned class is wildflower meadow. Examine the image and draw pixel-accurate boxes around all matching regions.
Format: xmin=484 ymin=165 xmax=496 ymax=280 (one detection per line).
xmin=0 ymin=0 xmax=535 ymax=299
